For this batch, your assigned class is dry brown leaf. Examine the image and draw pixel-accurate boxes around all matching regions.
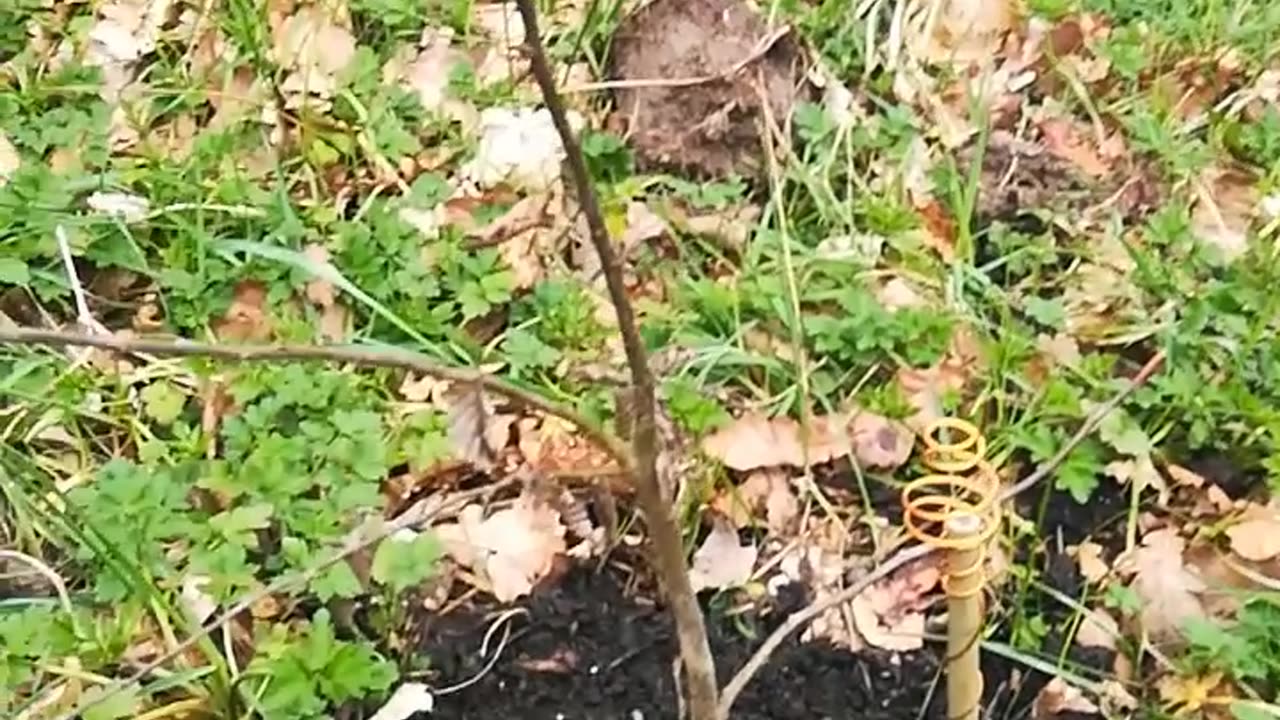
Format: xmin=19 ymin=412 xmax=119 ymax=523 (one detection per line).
xmin=214 ymin=280 xmax=272 ymax=341
xmin=1033 ymin=677 xmax=1100 ymax=719
xmin=518 ymin=416 xmax=621 ymax=476
xmin=1165 ymin=463 xmax=1207 ymax=488
xmin=850 ymin=559 xmax=940 ymax=651
xmin=701 ymin=413 xmax=852 ymax=471
xmin=688 ymin=518 xmax=757 ymax=592
xmin=620 ymin=201 xmax=669 ymax=248
xmin=1075 ymin=607 xmax=1118 ymax=650
xmin=1037 ymin=332 xmax=1082 ymax=368
xmin=1038 ymin=117 xmax=1111 ymax=178
xmin=850 ymin=411 xmax=914 ymax=469
xmin=1157 ymin=672 xmax=1225 ymax=714
xmin=1226 ymin=516 xmax=1280 ymax=561
xmin=876 ymin=277 xmax=927 ymax=311
xmin=272 ymin=5 xmax=356 ymax=108
xmin=1130 ymin=528 xmax=1206 ymax=640
xmin=396 ymin=28 xmax=465 ymax=115
xmin=434 ymin=492 xmax=566 ymax=601
xmin=1074 ymin=541 xmax=1109 ymax=582
xmin=711 ymin=468 xmax=798 ymax=533
xmin=907 ymin=0 xmax=1020 ymax=68
xmin=1191 ymin=166 xmax=1259 ymax=263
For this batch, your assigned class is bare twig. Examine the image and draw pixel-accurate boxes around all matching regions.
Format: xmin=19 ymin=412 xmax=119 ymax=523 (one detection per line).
xmin=717 ymin=351 xmax=1166 ymax=717
xmin=512 ymin=1 xmax=721 ymax=718
xmin=49 ymin=486 xmax=502 ymax=720
xmin=0 ymin=327 xmax=630 ymax=468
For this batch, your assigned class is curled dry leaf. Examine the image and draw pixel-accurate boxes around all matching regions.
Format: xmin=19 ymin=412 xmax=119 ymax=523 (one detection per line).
xmin=87 ymin=191 xmax=150 ymax=223
xmin=907 ymin=0 xmax=1021 ymax=70
xmin=688 ymin=518 xmax=757 ymax=592
xmin=1129 ymin=528 xmax=1206 ymax=641
xmin=434 ymin=491 xmax=566 ymax=602
xmin=1032 ymin=677 xmax=1100 ymax=720
xmin=850 ymin=559 xmax=940 ymax=652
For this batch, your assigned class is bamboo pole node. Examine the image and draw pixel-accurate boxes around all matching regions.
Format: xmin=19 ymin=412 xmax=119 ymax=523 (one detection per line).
xmin=901 ymin=418 xmax=1000 ymax=720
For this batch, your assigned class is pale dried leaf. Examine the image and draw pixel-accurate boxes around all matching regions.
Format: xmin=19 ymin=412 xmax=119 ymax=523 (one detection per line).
xmin=446 ymin=384 xmax=497 ymax=469
xmin=87 ymin=191 xmax=150 ymax=223
xmin=876 ymin=277 xmax=926 ymax=310
xmin=763 ymin=472 xmax=799 ymax=534
xmin=621 ymin=201 xmax=668 ymax=247
xmin=397 ymin=29 xmax=464 ymax=114
xmin=850 ymin=560 xmax=940 ymax=651
xmin=908 ymin=0 xmax=1019 ymax=68
xmin=272 ymin=5 xmax=356 ymax=106
xmin=214 ymin=280 xmax=271 ymax=341
xmin=850 ymin=411 xmax=914 ymax=469
xmin=464 ymin=107 xmax=582 ymax=191
xmin=1074 ymin=542 xmax=1109 ymax=582
xmin=302 ymin=244 xmax=336 ymax=307
xmin=1226 ymin=517 xmax=1280 ymax=561
xmin=1075 ymin=607 xmax=1118 ymax=650
xmin=0 ymin=133 xmax=18 ymax=185
xmin=1130 ymin=528 xmax=1206 ymax=640
xmin=369 ymin=683 xmax=434 ymax=720
xmin=1038 ymin=116 xmax=1111 ymax=177
xmin=1190 ymin=166 xmax=1258 ymax=263
xmin=1033 ymin=677 xmax=1099 ymax=720
xmin=701 ymin=413 xmax=851 ymax=471
xmin=1037 ymin=332 xmax=1081 ymax=367
xmin=1165 ymin=463 xmax=1207 ymax=488
xmin=179 ymin=575 xmax=216 ymax=624
xmin=688 ymin=518 xmax=757 ymax=592
xmin=435 ymin=494 xmax=566 ymax=602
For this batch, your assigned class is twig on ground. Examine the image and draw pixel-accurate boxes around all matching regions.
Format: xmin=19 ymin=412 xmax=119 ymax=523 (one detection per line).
xmin=512 ymin=1 xmax=721 ymax=718
xmin=563 ymin=25 xmax=791 ymax=93
xmin=0 ymin=328 xmax=630 ymax=468
xmin=717 ymin=350 xmax=1166 ymax=717
xmin=0 ymin=550 xmax=75 ymax=618
xmin=49 ymin=484 xmax=505 ymax=720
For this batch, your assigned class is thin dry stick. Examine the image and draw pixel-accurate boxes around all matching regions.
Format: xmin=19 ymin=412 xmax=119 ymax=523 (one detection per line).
xmin=563 ymin=25 xmax=791 ymax=93
xmin=513 ymin=1 xmax=721 ymax=718
xmin=47 ymin=486 xmax=503 ymax=720
xmin=717 ymin=351 xmax=1166 ymax=716
xmin=0 ymin=328 xmax=631 ymax=467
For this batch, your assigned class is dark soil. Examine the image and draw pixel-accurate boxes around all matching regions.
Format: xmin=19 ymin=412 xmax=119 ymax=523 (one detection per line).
xmin=607 ymin=0 xmax=805 ymax=178
xmin=412 ymin=563 xmax=1067 ymax=720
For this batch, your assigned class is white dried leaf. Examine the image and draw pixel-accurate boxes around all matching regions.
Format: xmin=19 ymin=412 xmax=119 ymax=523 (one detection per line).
xmin=0 ymin=133 xmax=18 ymax=186
xmin=87 ymin=191 xmax=150 ymax=223
xmin=369 ymin=682 xmax=434 ymax=720
xmin=688 ymin=519 xmax=756 ymax=592
xmin=464 ymin=107 xmax=583 ymax=191
xmin=1130 ymin=528 xmax=1206 ymax=640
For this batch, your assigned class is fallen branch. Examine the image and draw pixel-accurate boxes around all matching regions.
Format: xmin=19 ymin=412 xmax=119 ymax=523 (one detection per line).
xmin=717 ymin=350 xmax=1166 ymax=716
xmin=0 ymin=327 xmax=630 ymax=468
xmin=512 ymin=1 xmax=721 ymax=718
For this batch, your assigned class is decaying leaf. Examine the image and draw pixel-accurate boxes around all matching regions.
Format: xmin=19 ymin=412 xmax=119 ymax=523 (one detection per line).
xmin=518 ymin=416 xmax=622 ymax=477
xmin=1033 ymin=677 xmax=1100 ymax=720
xmin=0 ymin=132 xmax=19 ymax=185
xmin=1157 ymin=672 xmax=1226 ymax=714
xmin=1073 ymin=542 xmax=1109 ymax=583
xmin=688 ymin=518 xmax=757 ymax=592
xmin=87 ymin=0 xmax=175 ymax=101
xmin=434 ymin=491 xmax=567 ymax=601
xmin=850 ymin=559 xmax=940 ymax=651
xmin=271 ymin=5 xmax=356 ymax=109
xmin=907 ymin=0 xmax=1021 ymax=69
xmin=368 ymin=683 xmax=434 ymax=720
xmin=87 ymin=191 xmax=150 ymax=223
xmin=710 ymin=468 xmax=798 ymax=533
xmin=702 ymin=411 xmax=912 ymax=473
xmin=1074 ymin=607 xmax=1118 ymax=650
xmin=214 ymin=280 xmax=272 ymax=341
xmin=1225 ymin=515 xmax=1280 ymax=562
xmin=1129 ymin=528 xmax=1206 ymax=640
xmin=464 ymin=107 xmax=582 ymax=191
xmin=1190 ymin=166 xmax=1259 ymax=263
